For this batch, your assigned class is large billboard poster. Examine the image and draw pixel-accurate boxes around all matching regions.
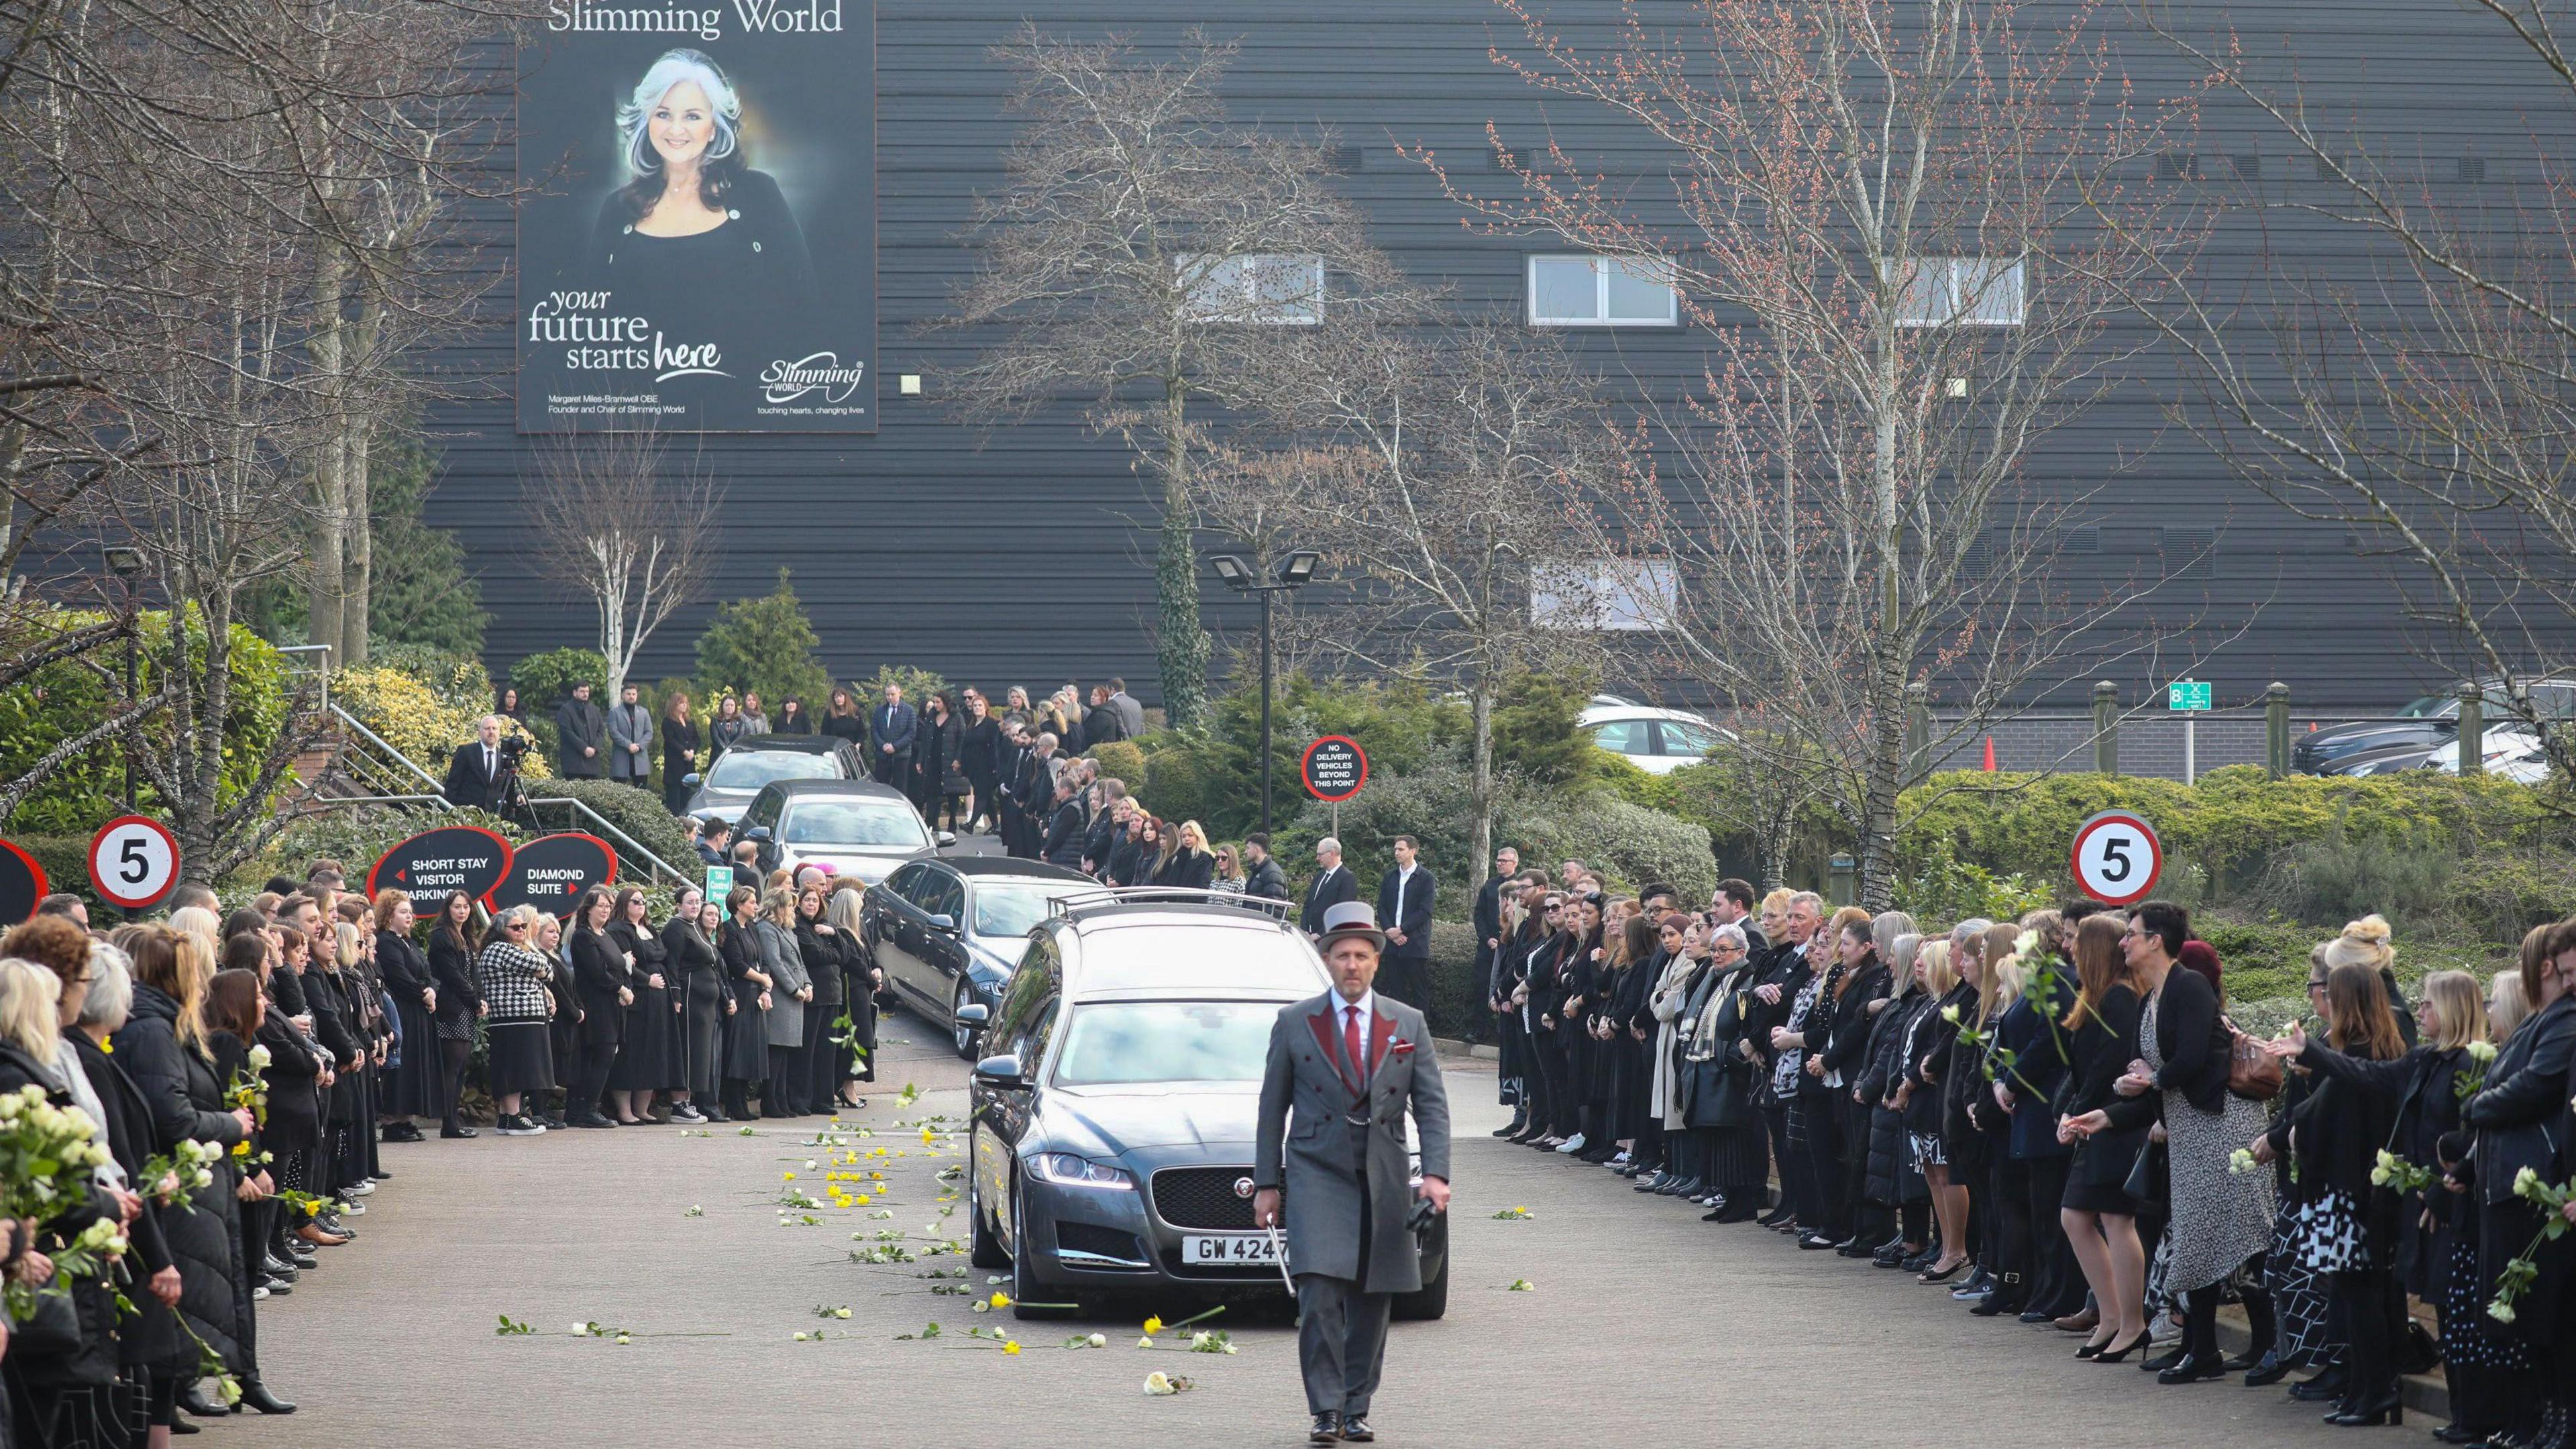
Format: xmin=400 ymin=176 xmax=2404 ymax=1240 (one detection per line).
xmin=517 ymin=4 xmax=875 ymax=432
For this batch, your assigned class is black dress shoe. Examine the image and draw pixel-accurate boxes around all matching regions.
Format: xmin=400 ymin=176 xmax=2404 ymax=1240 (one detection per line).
xmin=1660 ymin=1178 xmax=1703 ymax=1198
xmin=177 ymin=1371 xmax=230 ymax=1413
xmin=441 ymin=1124 xmax=478 ymax=1139
xmin=2430 ymin=1424 xmax=2493 ymax=1444
xmin=1632 ymin=1172 xmax=1670 ymax=1191
xmin=239 ymin=1381 xmax=296 ymax=1415
xmin=2140 ymin=1346 xmax=2186 ymax=1373
xmin=1758 ymin=1206 xmax=1795 ymax=1228
xmin=1309 ymin=1412 xmax=1342 ymax=1442
xmin=168 ymin=1417 xmax=200 ymax=1435
xmin=1339 ymin=1417 xmax=1374 ymax=1442
xmin=2324 ymin=1391 xmax=2402 ymax=1428
xmin=2241 ymin=1352 xmax=2290 ymax=1387
xmin=1491 ymin=1116 xmax=1528 ymax=1138
xmin=2019 ymin=1308 xmax=2055 ymax=1324
xmin=1970 ymin=1293 xmax=2023 ymax=1318
xmin=2157 ymin=1354 xmax=2227 ymax=1384
xmin=1796 ymin=1232 xmax=1838 ymax=1250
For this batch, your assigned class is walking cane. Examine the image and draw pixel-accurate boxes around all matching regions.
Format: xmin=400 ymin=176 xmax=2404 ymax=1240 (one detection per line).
xmin=1264 ymin=1219 xmax=1297 ymax=1324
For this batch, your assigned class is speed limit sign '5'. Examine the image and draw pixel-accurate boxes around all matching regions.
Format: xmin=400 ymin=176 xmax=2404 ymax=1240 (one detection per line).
xmin=2070 ymin=809 xmax=2162 ymax=908
xmin=89 ymin=816 xmax=180 ymax=910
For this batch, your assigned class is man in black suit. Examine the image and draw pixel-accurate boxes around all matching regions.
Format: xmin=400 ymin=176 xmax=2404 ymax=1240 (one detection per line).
xmin=1471 ymin=845 xmax=1519 ymax=1014
xmin=1299 ymin=837 xmax=1358 ymax=938
xmin=442 ymin=716 xmax=508 ymax=811
xmin=1374 ymin=835 xmax=1436 ymax=1008
xmin=1710 ymin=877 xmax=1766 ymax=954
xmin=1040 ymin=775 xmax=1089 ymax=868
xmin=555 ymin=683 xmax=607 ymax=780
xmin=871 ymin=683 xmax=918 ymax=790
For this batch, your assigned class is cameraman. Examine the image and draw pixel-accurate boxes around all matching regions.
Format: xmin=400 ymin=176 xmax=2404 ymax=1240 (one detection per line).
xmin=445 ymin=715 xmax=511 ymax=811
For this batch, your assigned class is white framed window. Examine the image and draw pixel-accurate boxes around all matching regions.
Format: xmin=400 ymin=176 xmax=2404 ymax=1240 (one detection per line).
xmin=1532 ymin=557 xmax=1677 ymax=631
xmin=1895 ymin=257 xmax=2026 ymax=327
xmin=1526 ymin=254 xmax=1680 ymax=327
xmin=1178 ymin=253 xmax=1324 ymax=325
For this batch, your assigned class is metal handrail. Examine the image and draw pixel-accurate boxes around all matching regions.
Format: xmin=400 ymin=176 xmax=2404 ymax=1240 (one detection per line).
xmin=523 ymin=794 xmax=690 ymax=890
xmin=327 ymin=703 xmax=447 ymax=794
xmin=1044 ymin=885 xmax=1294 ymax=921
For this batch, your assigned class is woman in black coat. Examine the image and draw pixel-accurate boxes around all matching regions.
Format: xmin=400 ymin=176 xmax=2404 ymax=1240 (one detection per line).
xmin=567 ymin=889 xmax=632 ymax=1129
xmin=663 ymin=890 xmax=721 ymax=1123
xmin=372 ymin=892 xmax=439 ymax=1141
xmin=2461 ymin=924 xmax=2576 ymax=1444
xmin=425 ymin=893 xmax=483 ymax=1139
xmin=774 ymin=698 xmax=813 ymax=735
xmin=820 ymin=687 xmax=867 ymax=748
xmin=916 ymin=692 xmax=967 ymax=827
xmin=661 ymin=693 xmax=702 ymax=817
xmin=69 ymin=960 xmax=194 ymax=1436
xmin=1816 ymin=918 xmax=1892 ymax=1252
xmin=2056 ymin=914 xmax=2153 ymax=1362
xmin=113 ymin=926 xmax=288 ymax=1415
xmin=607 ymin=888 xmax=678 ymax=1123
xmin=958 ymin=691 xmax=1004 ymax=833
xmin=1519 ymin=908 xmax=1578 ymax=1146
xmin=1858 ymin=943 xmax=1933 ymax=1257
xmin=716 ymin=888 xmax=771 ymax=1122
xmin=1157 ymin=821 xmax=1217 ymax=890
xmin=793 ymin=883 xmax=851 ymax=1115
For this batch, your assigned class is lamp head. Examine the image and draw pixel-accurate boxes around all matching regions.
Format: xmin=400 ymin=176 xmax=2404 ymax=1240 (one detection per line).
xmin=1276 ymin=550 xmax=1321 ymax=586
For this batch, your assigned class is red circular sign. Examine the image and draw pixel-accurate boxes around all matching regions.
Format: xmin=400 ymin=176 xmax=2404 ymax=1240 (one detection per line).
xmin=88 ymin=815 xmax=180 ymax=910
xmin=0 ymin=838 xmax=47 ymax=923
xmin=2069 ymin=809 xmax=2163 ymax=907
xmin=1300 ymin=736 xmax=1368 ymax=802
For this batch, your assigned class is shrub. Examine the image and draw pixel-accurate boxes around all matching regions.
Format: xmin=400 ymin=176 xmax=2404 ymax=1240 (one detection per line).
xmin=1085 ymin=740 xmax=1148 ymax=793
xmin=2247 ymin=804 xmax=2457 ymax=929
xmin=520 ymin=777 xmax=696 ymax=882
xmin=363 ymin=644 xmax=494 ymax=711
xmin=696 ymin=569 xmax=832 ymax=714
xmin=510 ymin=648 xmax=609 ymax=712
xmin=1263 ymin=764 xmax=1715 ymax=914
xmin=852 ymin=665 xmax=949 ymax=710
xmin=1421 ymin=920 xmax=1488 ymax=1042
xmin=0 ymin=610 xmax=292 ymax=835
xmin=1892 ymin=839 xmax=2057 ymax=924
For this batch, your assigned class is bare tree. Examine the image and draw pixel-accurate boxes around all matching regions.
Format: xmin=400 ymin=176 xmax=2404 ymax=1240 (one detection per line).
xmin=2124 ymin=2 xmax=2576 ymax=778
xmin=946 ymin=26 xmax=1389 ymax=729
xmin=525 ymin=433 xmax=720 ymax=699
xmin=1435 ymin=0 xmax=2186 ymax=905
xmin=1261 ymin=313 xmax=1623 ymax=889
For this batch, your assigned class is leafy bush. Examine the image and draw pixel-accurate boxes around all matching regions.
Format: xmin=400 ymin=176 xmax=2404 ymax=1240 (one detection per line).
xmin=520 ymin=777 xmax=695 ymax=882
xmin=510 ymin=648 xmax=609 ymax=712
xmin=1892 ymin=838 xmax=2057 ymax=924
xmin=1895 ymin=765 xmax=2560 ymax=911
xmin=696 ymin=569 xmax=831 ymax=713
xmin=363 ymin=644 xmax=494 ymax=710
xmin=335 ymin=665 xmax=547 ymax=779
xmin=0 ymin=610 xmax=292 ymax=835
xmin=232 ymin=806 xmax=525 ymax=897
xmin=852 ymin=665 xmax=949 ymax=710
xmin=1085 ymin=740 xmax=1148 ymax=792
xmin=1263 ymin=764 xmax=1715 ymax=914
xmin=1421 ymin=920 xmax=1489 ymax=1042
xmin=2247 ymin=804 xmax=2458 ymax=929
xmin=366 ymin=429 xmax=487 ymax=655
xmin=1487 ymin=672 xmax=1604 ymax=788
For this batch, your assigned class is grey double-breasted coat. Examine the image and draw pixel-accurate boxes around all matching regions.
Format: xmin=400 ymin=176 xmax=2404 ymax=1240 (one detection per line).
xmin=1253 ymin=991 xmax=1452 ymax=1293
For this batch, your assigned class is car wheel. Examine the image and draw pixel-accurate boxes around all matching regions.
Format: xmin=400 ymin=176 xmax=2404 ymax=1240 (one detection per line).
xmin=1392 ymin=1213 xmax=1449 ymax=1322
xmin=952 ymin=980 xmax=979 ymax=1061
xmin=1010 ymin=1176 xmax=1075 ymax=1320
xmin=968 ymin=1128 xmax=1008 ymax=1270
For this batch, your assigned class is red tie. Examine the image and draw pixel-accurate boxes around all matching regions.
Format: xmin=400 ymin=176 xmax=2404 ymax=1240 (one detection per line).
xmin=1344 ymin=1004 xmax=1366 ymax=1085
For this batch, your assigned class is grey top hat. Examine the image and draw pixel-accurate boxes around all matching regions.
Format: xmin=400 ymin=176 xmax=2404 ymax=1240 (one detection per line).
xmin=1318 ymin=900 xmax=1385 ymax=952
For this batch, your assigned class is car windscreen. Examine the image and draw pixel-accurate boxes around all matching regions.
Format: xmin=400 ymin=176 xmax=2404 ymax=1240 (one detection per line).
xmin=972 ymin=881 xmax=1063 ymax=938
xmin=1071 ymin=923 xmax=1326 ymax=994
xmin=706 ymin=751 xmax=836 ymax=790
xmin=782 ymin=800 xmax=930 ymax=847
xmin=1050 ymin=1001 xmax=1277 ymax=1087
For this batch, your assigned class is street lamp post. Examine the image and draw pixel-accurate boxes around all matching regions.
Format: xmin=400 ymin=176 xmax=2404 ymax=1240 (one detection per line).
xmin=1207 ymin=549 xmax=1320 ymax=835
xmin=103 ymin=546 xmax=150 ymax=813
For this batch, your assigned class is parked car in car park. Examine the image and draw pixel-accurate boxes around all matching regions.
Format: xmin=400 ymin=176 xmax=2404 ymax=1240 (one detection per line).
xmin=2294 ymin=680 xmax=2576 ymax=775
xmin=963 ymin=888 xmax=1448 ymax=1322
xmin=1578 ymin=695 xmax=1735 ymax=775
xmin=861 ymin=856 xmax=1093 ymax=1058
xmin=682 ymin=733 xmax=867 ymax=824
xmin=2421 ymin=727 xmax=2553 ymax=785
xmin=737 ymin=778 xmax=952 ymax=886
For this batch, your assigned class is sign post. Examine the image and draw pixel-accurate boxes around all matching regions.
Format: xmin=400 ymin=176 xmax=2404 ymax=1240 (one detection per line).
xmin=89 ymin=815 xmax=180 ymax=917
xmin=1301 ymin=737 xmax=1368 ymax=841
xmin=2070 ymin=809 xmax=2163 ymax=907
xmin=2167 ymin=680 xmax=2212 ymax=784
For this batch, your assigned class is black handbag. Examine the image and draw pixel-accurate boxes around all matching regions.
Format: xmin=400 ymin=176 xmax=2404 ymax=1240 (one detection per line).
xmin=2122 ymin=1136 xmax=2165 ymax=1203
xmin=1683 ymin=1059 xmax=1748 ymax=1130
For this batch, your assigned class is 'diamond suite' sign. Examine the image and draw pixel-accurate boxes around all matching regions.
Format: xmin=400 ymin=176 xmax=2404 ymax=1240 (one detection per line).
xmin=490 ymin=833 xmax=623 ymax=917
xmin=516 ymin=3 xmax=877 ymax=432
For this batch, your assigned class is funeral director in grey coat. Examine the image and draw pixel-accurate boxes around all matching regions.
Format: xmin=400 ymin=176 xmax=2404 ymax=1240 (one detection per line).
xmin=1254 ymin=900 xmax=1452 ymax=1446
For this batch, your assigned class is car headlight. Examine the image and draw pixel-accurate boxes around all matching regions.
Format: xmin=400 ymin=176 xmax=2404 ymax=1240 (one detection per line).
xmin=1026 ymin=1152 xmax=1135 ymax=1191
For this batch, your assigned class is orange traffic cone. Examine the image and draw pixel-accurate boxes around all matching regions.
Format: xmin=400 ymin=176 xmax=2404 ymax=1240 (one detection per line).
xmin=1982 ymin=736 xmax=1998 ymax=771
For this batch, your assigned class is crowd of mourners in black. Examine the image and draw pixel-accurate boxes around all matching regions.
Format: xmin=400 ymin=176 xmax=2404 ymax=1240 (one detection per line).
xmin=1475 ymin=863 xmax=2576 ymax=1446
xmin=0 ymin=849 xmax=893 ymax=1448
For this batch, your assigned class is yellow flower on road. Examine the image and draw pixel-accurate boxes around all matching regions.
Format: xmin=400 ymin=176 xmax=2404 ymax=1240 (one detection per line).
xmin=1002 ymin=1341 xmax=1022 ymax=1356
xmin=1142 ymin=1316 xmax=1163 ymax=1335
xmin=989 ymin=1292 xmax=1011 ymax=1309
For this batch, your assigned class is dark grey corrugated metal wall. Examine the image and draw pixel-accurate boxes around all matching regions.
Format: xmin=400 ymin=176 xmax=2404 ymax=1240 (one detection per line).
xmin=425 ymin=0 xmax=2576 ymax=710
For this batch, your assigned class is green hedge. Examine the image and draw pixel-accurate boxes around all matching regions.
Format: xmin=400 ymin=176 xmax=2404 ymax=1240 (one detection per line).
xmin=522 ymin=777 xmax=697 ymax=882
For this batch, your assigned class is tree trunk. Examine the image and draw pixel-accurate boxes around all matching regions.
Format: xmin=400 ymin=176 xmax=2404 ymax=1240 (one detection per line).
xmin=1156 ymin=384 xmax=1208 ymax=729
xmin=1858 ymin=304 xmax=1906 ymax=910
xmin=341 ymin=409 xmax=371 ymax=665
xmin=306 ymin=245 xmax=349 ymax=662
xmin=1469 ymin=680 xmax=1495 ymax=898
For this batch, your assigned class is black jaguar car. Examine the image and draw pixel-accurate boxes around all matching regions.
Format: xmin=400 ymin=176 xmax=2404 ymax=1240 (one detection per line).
xmin=861 ymin=855 xmax=1091 ymax=1059
xmin=963 ymin=890 xmax=1449 ymax=1323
